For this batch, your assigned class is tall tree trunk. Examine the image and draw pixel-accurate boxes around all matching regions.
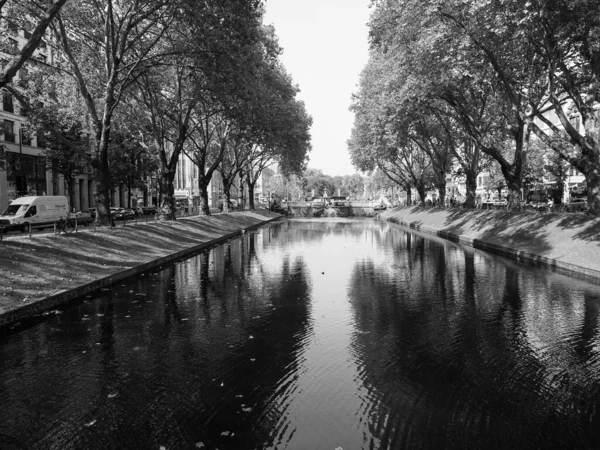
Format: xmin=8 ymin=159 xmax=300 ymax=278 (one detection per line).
xmin=247 ymin=178 xmax=256 ymax=209
xmin=435 ymin=170 xmax=446 ymax=207
xmin=417 ymin=183 xmax=426 ymax=204
xmin=239 ymin=172 xmax=245 ymax=210
xmin=464 ymin=169 xmax=477 ymax=209
xmin=159 ymin=168 xmax=176 ymax=220
xmin=127 ymin=179 xmax=131 ymax=208
xmin=65 ymin=171 xmax=75 ymax=212
xmin=585 ymin=163 xmax=600 ymax=215
xmin=222 ymin=175 xmax=230 ymax=213
xmin=94 ymin=125 xmax=112 ymax=225
xmin=198 ymin=179 xmax=210 ymax=215
xmin=438 ymin=183 xmax=446 ymax=207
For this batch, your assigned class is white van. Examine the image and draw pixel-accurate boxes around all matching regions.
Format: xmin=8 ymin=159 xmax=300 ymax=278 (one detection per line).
xmin=0 ymin=196 xmax=70 ymax=231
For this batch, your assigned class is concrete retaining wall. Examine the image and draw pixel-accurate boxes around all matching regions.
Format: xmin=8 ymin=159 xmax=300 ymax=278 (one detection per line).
xmin=385 ymin=217 xmax=600 ymax=281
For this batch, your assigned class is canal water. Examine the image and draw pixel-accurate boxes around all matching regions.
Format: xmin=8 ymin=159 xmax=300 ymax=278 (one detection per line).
xmin=1 ymin=219 xmax=600 ymax=450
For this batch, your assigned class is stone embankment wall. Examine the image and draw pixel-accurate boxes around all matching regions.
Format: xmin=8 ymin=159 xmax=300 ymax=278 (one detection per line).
xmin=378 ymin=206 xmax=600 ymax=280
xmin=0 ymin=211 xmax=280 ymax=328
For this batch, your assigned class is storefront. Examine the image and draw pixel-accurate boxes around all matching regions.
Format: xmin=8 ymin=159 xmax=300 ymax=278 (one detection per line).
xmin=0 ymin=150 xmax=48 ymax=210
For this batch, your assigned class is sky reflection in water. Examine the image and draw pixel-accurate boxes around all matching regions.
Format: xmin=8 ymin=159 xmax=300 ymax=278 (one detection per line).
xmin=1 ymin=219 xmax=600 ymax=449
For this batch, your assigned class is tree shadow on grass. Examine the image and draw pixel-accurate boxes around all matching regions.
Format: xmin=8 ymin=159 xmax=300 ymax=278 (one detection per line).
xmin=553 ymin=213 xmax=600 ymax=243
xmin=442 ymin=209 xmax=555 ymax=255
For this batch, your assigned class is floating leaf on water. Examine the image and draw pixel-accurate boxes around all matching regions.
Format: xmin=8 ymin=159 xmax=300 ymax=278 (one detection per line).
xmin=195 ymin=443 xmax=205 ymax=449
xmin=242 ymin=407 xmax=252 ymax=412
xmin=84 ymin=419 xmax=96 ymax=427
xmin=221 ymin=431 xmax=230 ymax=436
xmin=250 ymin=358 xmax=256 ymax=362
xmin=235 ymin=395 xmax=243 ymax=398
xmin=133 ymin=346 xmax=141 ymax=351
xmin=181 ymin=318 xmax=189 ymax=321
xmin=249 ymin=335 xmax=254 ymax=339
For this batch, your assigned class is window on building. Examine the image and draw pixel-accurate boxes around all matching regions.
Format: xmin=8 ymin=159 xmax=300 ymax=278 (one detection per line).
xmin=36 ymin=129 xmax=47 ymax=148
xmin=7 ymin=21 xmax=18 ymax=34
xmin=23 ymin=21 xmax=33 ymax=39
xmin=21 ymin=129 xmax=31 ymax=146
xmin=570 ymin=115 xmax=581 ymax=132
xmin=3 ymin=120 xmax=15 ymax=142
xmin=3 ymin=92 xmax=14 ymax=113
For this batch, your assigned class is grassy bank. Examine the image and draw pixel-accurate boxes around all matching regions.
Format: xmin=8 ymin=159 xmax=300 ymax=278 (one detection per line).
xmin=379 ymin=206 xmax=600 ymax=279
xmin=0 ymin=210 xmax=279 ymax=318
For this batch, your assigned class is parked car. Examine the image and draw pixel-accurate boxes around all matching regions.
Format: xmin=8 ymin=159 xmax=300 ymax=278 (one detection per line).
xmin=142 ymin=206 xmax=157 ymax=215
xmin=0 ymin=196 xmax=70 ymax=232
xmin=566 ymin=198 xmax=587 ymax=212
xmin=121 ymin=208 xmax=136 ymax=220
xmin=110 ymin=207 xmax=134 ymax=221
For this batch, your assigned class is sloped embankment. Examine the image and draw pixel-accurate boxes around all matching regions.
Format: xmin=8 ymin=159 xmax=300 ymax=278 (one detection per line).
xmin=0 ymin=210 xmax=280 ymax=325
xmin=379 ymin=206 xmax=600 ymax=279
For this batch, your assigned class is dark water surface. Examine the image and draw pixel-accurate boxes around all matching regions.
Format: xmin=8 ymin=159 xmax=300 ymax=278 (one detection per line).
xmin=1 ymin=219 xmax=600 ymax=450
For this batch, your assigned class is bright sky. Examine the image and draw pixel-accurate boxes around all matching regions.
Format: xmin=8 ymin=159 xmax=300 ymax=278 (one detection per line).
xmin=263 ymin=0 xmax=372 ymax=177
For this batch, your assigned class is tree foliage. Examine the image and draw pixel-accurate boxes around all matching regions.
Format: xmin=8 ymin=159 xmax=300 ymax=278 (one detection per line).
xmin=352 ymin=0 xmax=600 ymax=213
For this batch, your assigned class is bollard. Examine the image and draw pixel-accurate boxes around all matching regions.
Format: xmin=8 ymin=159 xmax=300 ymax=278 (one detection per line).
xmin=75 ymin=217 xmax=78 ymax=233
xmin=29 ymin=224 xmax=32 ymax=239
xmin=0 ymin=224 xmax=3 ymax=243
xmin=54 ymin=222 xmax=57 ymax=234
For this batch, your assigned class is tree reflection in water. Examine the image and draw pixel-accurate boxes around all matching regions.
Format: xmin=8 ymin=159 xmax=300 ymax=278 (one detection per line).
xmin=0 ymin=220 xmax=600 ymax=449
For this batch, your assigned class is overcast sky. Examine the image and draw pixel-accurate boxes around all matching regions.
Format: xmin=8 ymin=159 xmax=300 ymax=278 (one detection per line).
xmin=263 ymin=0 xmax=372 ymax=177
